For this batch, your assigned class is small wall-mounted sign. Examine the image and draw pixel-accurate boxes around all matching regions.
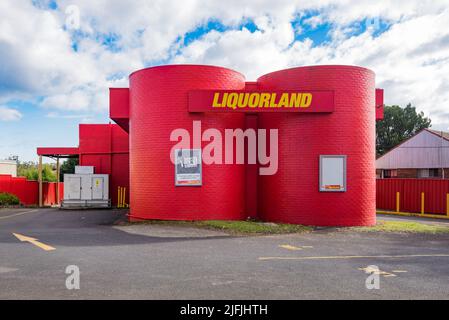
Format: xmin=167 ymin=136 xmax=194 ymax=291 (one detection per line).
xmin=175 ymin=149 xmax=202 ymax=186
xmin=319 ymin=155 xmax=347 ymax=192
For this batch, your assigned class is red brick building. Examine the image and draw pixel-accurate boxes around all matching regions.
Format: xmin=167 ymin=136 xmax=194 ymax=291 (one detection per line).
xmin=109 ymin=64 xmax=383 ymax=226
xmin=39 ymin=64 xmax=384 ymax=227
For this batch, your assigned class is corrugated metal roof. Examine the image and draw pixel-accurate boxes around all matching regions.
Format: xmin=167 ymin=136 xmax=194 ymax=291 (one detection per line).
xmin=428 ymin=129 xmax=449 ymax=142
xmin=376 ymin=129 xmax=449 ymax=169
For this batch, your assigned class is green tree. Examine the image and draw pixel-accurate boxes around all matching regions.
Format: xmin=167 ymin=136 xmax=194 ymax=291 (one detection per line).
xmin=376 ymin=104 xmax=431 ymax=156
xmin=42 ymin=164 xmax=57 ymax=182
xmin=17 ymin=161 xmax=37 ymax=180
xmin=17 ymin=162 xmax=57 ymax=182
xmin=59 ymin=158 xmax=79 ymax=182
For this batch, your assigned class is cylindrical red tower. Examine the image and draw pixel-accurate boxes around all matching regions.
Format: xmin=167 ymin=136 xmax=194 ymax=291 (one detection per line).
xmin=257 ymin=66 xmax=376 ymax=226
xmin=129 ymin=65 xmax=246 ymax=220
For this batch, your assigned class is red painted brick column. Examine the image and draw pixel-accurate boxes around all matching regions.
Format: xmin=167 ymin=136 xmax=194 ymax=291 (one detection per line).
xmin=257 ymin=66 xmax=376 ymax=226
xmin=129 ymin=65 xmax=246 ymax=220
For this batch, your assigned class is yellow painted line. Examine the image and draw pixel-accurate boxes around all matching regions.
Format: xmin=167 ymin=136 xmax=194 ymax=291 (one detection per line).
xmin=377 ymin=210 xmax=449 ymax=220
xmin=13 ymin=233 xmax=56 ymax=251
xmin=392 ymin=270 xmax=408 ymax=273
xmin=0 ymin=209 xmax=38 ymax=220
xmin=279 ymin=244 xmax=302 ymax=251
xmin=259 ymin=254 xmax=449 ymax=261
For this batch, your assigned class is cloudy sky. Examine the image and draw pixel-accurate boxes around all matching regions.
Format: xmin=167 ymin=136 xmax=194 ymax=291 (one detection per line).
xmin=1 ymin=0 xmax=449 ymax=161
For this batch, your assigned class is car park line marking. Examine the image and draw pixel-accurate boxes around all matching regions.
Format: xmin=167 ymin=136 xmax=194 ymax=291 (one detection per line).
xmin=0 ymin=210 xmax=38 ymax=220
xmin=0 ymin=267 xmax=18 ymax=274
xmin=279 ymin=245 xmax=314 ymax=251
xmin=259 ymin=254 xmax=449 ymax=261
xmin=358 ymin=266 xmax=396 ymax=277
xmin=13 ymin=233 xmax=56 ymax=251
xmin=279 ymin=244 xmax=302 ymax=251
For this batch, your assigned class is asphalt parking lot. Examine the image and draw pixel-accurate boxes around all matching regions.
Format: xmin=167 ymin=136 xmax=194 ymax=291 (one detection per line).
xmin=0 ymin=208 xmax=448 ymax=299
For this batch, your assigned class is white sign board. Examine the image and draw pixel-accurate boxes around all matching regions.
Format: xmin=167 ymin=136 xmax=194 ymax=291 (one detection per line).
xmin=175 ymin=149 xmax=202 ymax=186
xmin=319 ymin=155 xmax=347 ymax=192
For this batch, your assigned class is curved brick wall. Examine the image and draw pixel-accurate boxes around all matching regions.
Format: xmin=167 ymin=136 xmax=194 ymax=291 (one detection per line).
xmin=129 ymin=65 xmax=246 ymax=220
xmin=257 ymin=66 xmax=376 ymax=226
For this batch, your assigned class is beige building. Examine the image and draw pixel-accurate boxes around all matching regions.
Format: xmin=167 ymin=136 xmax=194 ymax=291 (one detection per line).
xmin=0 ymin=160 xmax=18 ymax=177
xmin=376 ymin=129 xmax=449 ymax=179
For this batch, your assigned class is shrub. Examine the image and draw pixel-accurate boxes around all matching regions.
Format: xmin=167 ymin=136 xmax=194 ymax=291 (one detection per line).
xmin=0 ymin=193 xmax=20 ymax=206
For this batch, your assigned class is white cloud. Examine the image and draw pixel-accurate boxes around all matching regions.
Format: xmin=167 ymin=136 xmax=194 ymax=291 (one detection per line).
xmin=172 ymin=2 xmax=449 ymax=129
xmin=46 ymin=111 xmax=91 ymax=119
xmin=0 ymin=0 xmax=448 ymax=129
xmin=0 ymin=106 xmax=22 ymax=121
xmin=303 ymin=15 xmax=324 ymax=30
xmin=0 ymin=1 xmax=140 ymax=114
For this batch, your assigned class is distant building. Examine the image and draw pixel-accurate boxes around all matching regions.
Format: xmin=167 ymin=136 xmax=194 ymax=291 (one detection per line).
xmin=0 ymin=160 xmax=18 ymax=177
xmin=376 ymin=129 xmax=449 ymax=179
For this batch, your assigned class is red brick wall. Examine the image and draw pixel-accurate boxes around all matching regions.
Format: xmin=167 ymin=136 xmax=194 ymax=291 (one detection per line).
xmin=244 ymin=81 xmax=259 ymax=219
xmin=123 ymin=64 xmax=377 ymax=226
xmin=78 ymin=124 xmax=129 ymax=206
xmin=257 ymin=66 xmax=376 ymax=226
xmin=129 ymin=65 xmax=246 ymax=220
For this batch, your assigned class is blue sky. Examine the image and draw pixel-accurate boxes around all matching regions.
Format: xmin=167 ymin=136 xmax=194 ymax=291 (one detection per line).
xmin=1 ymin=1 xmax=449 ymax=162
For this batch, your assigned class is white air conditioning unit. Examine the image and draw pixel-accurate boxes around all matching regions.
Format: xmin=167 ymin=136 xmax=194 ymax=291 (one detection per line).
xmin=62 ymin=173 xmax=110 ymax=208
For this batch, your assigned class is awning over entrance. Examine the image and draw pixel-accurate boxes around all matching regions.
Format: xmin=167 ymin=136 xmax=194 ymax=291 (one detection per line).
xmin=36 ymin=147 xmax=80 ymax=207
xmin=37 ymin=147 xmax=80 ymax=158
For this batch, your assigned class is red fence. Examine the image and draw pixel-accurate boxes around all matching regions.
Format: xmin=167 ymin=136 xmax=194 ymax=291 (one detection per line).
xmin=3 ymin=174 xmax=449 ymax=213
xmin=0 ymin=174 xmax=63 ymax=206
xmin=377 ymin=178 xmax=449 ymax=215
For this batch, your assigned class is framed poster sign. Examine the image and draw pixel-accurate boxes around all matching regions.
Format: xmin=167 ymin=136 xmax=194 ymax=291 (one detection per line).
xmin=319 ymin=155 xmax=347 ymax=192
xmin=175 ymin=149 xmax=202 ymax=186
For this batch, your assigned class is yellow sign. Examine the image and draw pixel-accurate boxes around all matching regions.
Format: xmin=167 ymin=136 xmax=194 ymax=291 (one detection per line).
xmin=189 ymin=89 xmax=334 ymax=113
xmin=212 ymin=92 xmax=313 ymax=110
